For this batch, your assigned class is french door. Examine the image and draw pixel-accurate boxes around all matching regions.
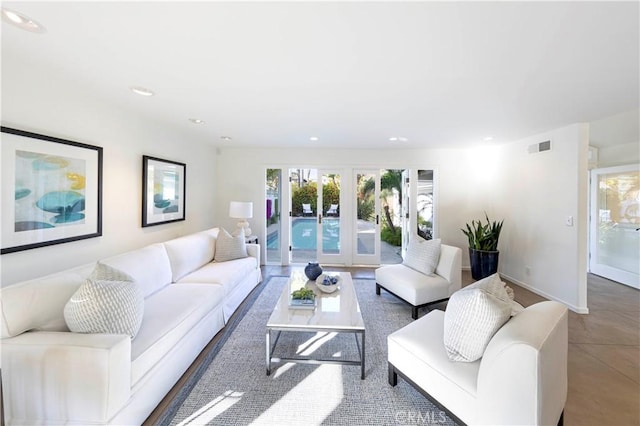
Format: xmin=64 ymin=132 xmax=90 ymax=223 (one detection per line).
xmin=317 ymin=169 xmax=344 ymax=264
xmin=589 ymin=164 xmax=640 ymax=289
xmin=265 ymin=167 xmax=435 ymax=266
xmin=352 ymin=170 xmax=381 ymax=265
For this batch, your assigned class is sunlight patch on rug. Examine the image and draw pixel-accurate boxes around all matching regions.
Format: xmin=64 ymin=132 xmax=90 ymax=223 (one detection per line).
xmin=254 ymin=364 xmax=344 ymax=425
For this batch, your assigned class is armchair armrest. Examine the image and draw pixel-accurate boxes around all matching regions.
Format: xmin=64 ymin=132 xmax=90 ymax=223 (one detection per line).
xmin=246 ymin=243 xmax=261 ymax=267
xmin=477 ymin=301 xmax=568 ymax=425
xmin=2 ymin=331 xmax=131 ymax=424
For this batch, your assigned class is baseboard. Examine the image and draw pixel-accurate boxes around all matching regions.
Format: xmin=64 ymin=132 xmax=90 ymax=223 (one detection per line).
xmin=500 ymin=273 xmax=589 ymax=314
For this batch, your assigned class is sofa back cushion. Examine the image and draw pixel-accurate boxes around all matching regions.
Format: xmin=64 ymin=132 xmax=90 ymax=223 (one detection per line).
xmin=1 ymin=263 xmax=95 ymax=338
xmin=101 ymin=243 xmax=172 ymax=298
xmin=164 ymin=230 xmax=216 ymax=282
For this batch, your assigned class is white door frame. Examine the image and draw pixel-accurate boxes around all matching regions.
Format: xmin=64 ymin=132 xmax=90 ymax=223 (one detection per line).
xmin=589 ymin=163 xmax=640 ymax=289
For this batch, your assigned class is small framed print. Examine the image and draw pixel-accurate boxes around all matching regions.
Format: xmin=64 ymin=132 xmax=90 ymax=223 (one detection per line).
xmin=142 ymin=155 xmax=186 ymax=227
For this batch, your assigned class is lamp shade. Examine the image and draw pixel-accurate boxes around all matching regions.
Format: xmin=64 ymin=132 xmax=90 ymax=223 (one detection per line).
xmin=229 ymin=201 xmax=253 ymax=219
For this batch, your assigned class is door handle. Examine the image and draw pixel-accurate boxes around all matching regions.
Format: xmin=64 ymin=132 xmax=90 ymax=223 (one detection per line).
xmin=318 ymin=214 xmax=322 ymax=224
xmin=376 ymin=215 xmax=379 ymax=225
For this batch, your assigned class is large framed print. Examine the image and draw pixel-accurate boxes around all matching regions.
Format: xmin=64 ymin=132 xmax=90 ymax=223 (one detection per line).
xmin=142 ymin=155 xmax=186 ymax=227
xmin=1 ymin=127 xmax=103 ymax=254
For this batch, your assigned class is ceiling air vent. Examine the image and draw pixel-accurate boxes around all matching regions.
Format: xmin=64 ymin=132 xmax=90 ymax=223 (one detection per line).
xmin=528 ymin=140 xmax=551 ymax=154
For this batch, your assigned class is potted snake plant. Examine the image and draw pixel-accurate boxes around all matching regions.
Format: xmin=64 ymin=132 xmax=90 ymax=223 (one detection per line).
xmin=461 ymin=213 xmax=504 ymax=280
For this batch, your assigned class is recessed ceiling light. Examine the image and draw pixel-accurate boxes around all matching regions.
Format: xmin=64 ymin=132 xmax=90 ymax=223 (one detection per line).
xmin=220 ymin=136 xmax=232 ymax=141
xmin=389 ymin=137 xmax=408 ymax=142
xmin=309 ymin=136 xmax=319 ymax=141
xmin=189 ymin=118 xmax=205 ymax=125
xmin=1 ymin=8 xmax=46 ymax=33
xmin=483 ymin=136 xmax=494 ymax=142
xmin=130 ymin=86 xmax=155 ymax=97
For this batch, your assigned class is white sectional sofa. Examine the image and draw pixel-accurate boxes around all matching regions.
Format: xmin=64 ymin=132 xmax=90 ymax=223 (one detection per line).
xmin=1 ymin=227 xmax=261 ymax=425
xmin=388 ymin=300 xmax=568 ymax=426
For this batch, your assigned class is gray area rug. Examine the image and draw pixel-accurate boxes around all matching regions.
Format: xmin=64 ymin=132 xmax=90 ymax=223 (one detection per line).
xmin=163 ymin=276 xmax=458 ymax=426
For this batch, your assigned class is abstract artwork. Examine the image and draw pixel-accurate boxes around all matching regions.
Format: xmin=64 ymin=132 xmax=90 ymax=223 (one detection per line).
xmin=142 ymin=155 xmax=186 ymax=227
xmin=1 ymin=127 xmax=103 ymax=254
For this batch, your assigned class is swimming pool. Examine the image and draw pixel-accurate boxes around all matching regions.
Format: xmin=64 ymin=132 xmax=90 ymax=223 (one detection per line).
xmin=267 ymin=218 xmax=340 ymax=251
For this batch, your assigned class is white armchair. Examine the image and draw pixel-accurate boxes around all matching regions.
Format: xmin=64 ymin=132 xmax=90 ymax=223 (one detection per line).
xmin=375 ymin=244 xmax=462 ymax=319
xmin=388 ymin=300 xmax=568 ymax=425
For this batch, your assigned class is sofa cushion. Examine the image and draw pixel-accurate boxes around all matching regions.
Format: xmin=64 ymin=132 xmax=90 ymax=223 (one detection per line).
xmin=164 ymin=231 xmax=216 ymax=282
xmin=177 ymin=257 xmax=258 ymax=295
xmin=444 ymin=273 xmax=512 ymax=362
xmin=130 ymin=283 xmax=225 ymax=386
xmin=214 ymin=228 xmax=247 ymax=262
xmin=64 ymin=263 xmax=144 ymax=339
xmin=403 ymin=238 xmax=441 ymax=276
xmin=101 ymin=243 xmax=172 ymax=298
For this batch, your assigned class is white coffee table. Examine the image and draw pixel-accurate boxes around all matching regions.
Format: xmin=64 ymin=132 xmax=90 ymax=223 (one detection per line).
xmin=266 ymin=270 xmax=366 ymax=379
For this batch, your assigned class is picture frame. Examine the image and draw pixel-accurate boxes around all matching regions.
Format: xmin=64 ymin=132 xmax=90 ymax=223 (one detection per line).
xmin=1 ymin=127 xmax=103 ymax=254
xmin=142 ymin=155 xmax=186 ymax=227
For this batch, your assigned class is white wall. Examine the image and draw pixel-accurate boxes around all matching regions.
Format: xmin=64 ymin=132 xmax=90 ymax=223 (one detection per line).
xmin=590 ymin=109 xmax=640 ymax=167
xmin=1 ymin=53 xmax=217 ymax=286
xmin=496 ymin=123 xmax=589 ymax=313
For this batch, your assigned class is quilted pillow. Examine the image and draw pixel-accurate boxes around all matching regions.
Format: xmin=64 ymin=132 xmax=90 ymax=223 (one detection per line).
xmin=443 ymin=273 xmax=512 ymax=362
xmin=214 ymin=228 xmax=248 ymax=262
xmin=403 ymin=238 xmax=441 ymax=276
xmin=64 ymin=263 xmax=144 ymax=339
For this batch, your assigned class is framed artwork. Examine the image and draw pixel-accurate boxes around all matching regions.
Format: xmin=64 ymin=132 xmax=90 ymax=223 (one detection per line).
xmin=142 ymin=155 xmax=186 ymax=227
xmin=1 ymin=127 xmax=103 ymax=254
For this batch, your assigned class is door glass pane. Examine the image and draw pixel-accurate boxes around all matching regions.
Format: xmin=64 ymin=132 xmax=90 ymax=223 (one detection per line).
xmin=291 ymin=168 xmax=317 ymax=264
xmin=417 ymin=169 xmax=434 ymax=240
xmin=321 ymin=172 xmax=340 ymax=255
xmin=380 ymin=169 xmax=403 ymax=264
xmin=596 ymin=170 xmax=640 ymax=275
xmin=357 ymin=172 xmax=376 ymax=255
xmin=265 ymin=168 xmax=281 ymax=263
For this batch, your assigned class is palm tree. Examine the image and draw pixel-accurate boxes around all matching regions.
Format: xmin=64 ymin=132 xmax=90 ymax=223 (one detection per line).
xmin=380 ymin=170 xmax=403 ymax=233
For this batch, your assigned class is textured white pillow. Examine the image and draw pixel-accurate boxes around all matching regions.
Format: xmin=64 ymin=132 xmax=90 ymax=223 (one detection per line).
xmin=64 ymin=263 xmax=144 ymax=339
xmin=443 ymin=273 xmax=512 ymax=362
xmin=214 ymin=228 xmax=248 ymax=262
xmin=403 ymin=238 xmax=441 ymax=276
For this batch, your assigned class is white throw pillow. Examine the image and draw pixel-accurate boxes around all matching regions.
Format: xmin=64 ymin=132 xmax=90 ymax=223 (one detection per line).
xmin=403 ymin=238 xmax=441 ymax=276
xmin=64 ymin=263 xmax=144 ymax=339
xmin=214 ymin=228 xmax=248 ymax=262
xmin=443 ymin=273 xmax=512 ymax=362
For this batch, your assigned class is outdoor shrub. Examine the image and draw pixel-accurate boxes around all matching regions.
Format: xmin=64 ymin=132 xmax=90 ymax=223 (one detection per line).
xmin=381 ymin=225 xmax=402 ymax=246
xmin=291 ymin=183 xmax=317 ymax=216
xmin=322 ymin=182 xmax=340 ymax=211
xmin=357 ymin=199 xmax=375 ymax=221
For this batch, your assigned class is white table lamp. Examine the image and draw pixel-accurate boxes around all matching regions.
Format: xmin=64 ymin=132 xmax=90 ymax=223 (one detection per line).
xmin=229 ymin=201 xmax=253 ymax=237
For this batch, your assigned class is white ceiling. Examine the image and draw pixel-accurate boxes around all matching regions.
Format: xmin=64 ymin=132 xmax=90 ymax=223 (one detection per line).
xmin=2 ymin=1 xmax=639 ymax=149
